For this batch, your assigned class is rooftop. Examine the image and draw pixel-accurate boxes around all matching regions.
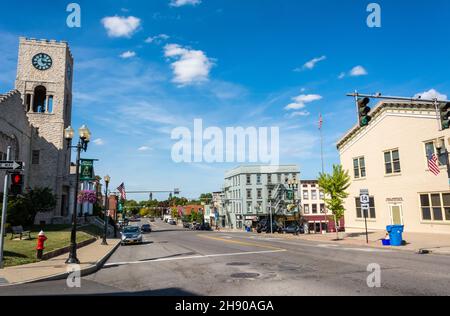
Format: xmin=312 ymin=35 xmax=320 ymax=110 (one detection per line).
xmin=337 ymin=101 xmax=439 ymax=150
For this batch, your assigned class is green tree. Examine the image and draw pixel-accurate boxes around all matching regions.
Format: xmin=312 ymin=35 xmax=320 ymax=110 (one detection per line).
xmin=318 ymin=165 xmax=351 ymax=240
xmin=0 ymin=188 xmax=57 ymax=227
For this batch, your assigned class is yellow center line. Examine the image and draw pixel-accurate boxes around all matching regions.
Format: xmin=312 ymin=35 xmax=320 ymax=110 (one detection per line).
xmin=198 ymin=235 xmax=286 ymax=251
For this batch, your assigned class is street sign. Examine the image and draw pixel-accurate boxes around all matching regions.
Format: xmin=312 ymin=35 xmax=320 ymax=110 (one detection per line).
xmin=0 ymin=161 xmax=24 ymax=171
xmin=360 ymin=189 xmax=370 ymax=244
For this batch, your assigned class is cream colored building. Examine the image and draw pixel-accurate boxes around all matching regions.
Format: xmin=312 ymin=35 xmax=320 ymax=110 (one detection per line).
xmin=337 ymin=101 xmax=450 ymax=234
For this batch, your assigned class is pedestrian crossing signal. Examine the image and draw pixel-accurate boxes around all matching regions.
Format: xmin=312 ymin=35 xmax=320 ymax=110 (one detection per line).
xmin=10 ymin=173 xmax=23 ymax=196
xmin=358 ymin=97 xmax=372 ymax=127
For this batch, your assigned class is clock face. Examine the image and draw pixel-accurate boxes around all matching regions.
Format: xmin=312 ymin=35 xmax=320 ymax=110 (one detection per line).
xmin=32 ymin=53 xmax=53 ymax=71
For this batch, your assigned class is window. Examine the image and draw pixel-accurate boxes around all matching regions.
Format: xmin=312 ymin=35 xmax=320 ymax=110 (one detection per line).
xmin=425 ymin=140 xmax=447 ymax=166
xmin=268 ymin=190 xmax=272 ymax=199
xmin=0 ymin=151 xmax=6 ymax=161
xmin=303 ymin=190 xmax=309 ymax=200
xmin=303 ymin=205 xmax=310 ymax=214
xmin=257 ymin=174 xmax=262 ymax=184
xmin=277 ymin=174 xmax=282 ymax=183
xmin=384 ymin=150 xmax=401 ymax=174
xmin=246 ymin=175 xmax=251 ymax=185
xmin=257 ymin=189 xmax=262 ymax=200
xmin=32 ymin=150 xmax=40 ymax=165
xmin=320 ymin=204 xmax=326 ymax=214
xmin=312 ymin=204 xmax=318 ymax=214
xmin=311 ymin=190 xmax=318 ymax=200
xmin=33 ymin=86 xmax=47 ymax=113
xmin=420 ymin=193 xmax=450 ymax=222
xmin=257 ymin=202 xmax=262 ymax=213
xmin=247 ymin=202 xmax=252 ymax=213
xmin=267 ymin=174 xmax=272 ymax=184
xmin=355 ymin=197 xmax=376 ymax=219
xmin=247 ymin=189 xmax=252 ymax=200
xmin=353 ymin=157 xmax=366 ymax=179
xmin=319 ymin=191 xmax=325 ymax=200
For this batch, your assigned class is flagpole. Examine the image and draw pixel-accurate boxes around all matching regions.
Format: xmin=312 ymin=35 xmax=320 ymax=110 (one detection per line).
xmin=318 ymin=113 xmax=326 ymax=234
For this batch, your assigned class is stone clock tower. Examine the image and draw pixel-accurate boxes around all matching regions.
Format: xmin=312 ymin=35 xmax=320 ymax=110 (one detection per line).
xmin=14 ymin=37 xmax=74 ymax=220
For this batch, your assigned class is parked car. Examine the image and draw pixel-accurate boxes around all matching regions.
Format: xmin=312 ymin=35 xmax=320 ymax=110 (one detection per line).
xmin=121 ymin=226 xmax=143 ymax=245
xmin=149 ymin=217 xmax=156 ymax=222
xmin=183 ymin=222 xmax=191 ymax=229
xmin=191 ymin=222 xmax=202 ymax=230
xmin=169 ymin=219 xmax=177 ymax=225
xmin=256 ymin=219 xmax=282 ymax=234
xmin=141 ymin=224 xmax=152 ymax=233
xmin=200 ymin=223 xmax=212 ymax=231
xmin=283 ymin=223 xmax=305 ymax=235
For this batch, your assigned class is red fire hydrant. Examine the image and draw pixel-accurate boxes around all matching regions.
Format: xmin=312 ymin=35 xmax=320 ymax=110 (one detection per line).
xmin=36 ymin=231 xmax=47 ymax=260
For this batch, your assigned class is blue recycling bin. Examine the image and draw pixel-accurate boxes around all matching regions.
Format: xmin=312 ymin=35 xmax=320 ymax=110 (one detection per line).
xmin=386 ymin=225 xmax=404 ymax=246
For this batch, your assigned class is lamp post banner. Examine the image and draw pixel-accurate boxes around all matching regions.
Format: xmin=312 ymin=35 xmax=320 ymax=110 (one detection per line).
xmin=80 ymin=159 xmax=95 ymax=181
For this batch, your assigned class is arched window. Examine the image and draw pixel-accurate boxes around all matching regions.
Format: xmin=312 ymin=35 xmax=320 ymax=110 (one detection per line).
xmin=33 ymin=86 xmax=46 ymax=113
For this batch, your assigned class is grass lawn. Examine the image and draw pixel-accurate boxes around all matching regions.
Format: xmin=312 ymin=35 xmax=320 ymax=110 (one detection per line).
xmin=3 ymin=225 xmax=100 ymax=268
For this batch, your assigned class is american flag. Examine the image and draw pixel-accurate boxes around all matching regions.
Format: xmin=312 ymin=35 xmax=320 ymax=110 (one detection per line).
xmin=428 ymin=153 xmax=441 ymax=176
xmin=318 ymin=113 xmax=323 ymax=130
xmin=117 ymin=183 xmax=127 ymax=201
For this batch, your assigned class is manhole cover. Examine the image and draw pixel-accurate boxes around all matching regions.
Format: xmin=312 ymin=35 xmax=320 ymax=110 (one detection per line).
xmin=231 ymin=273 xmax=260 ymax=279
xmin=227 ymin=262 xmax=250 ymax=266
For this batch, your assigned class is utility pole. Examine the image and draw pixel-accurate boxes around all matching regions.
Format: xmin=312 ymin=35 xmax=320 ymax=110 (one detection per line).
xmin=0 ymin=146 xmax=11 ymax=269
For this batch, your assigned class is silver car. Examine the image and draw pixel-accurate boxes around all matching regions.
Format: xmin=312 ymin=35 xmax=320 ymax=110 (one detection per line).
xmin=121 ymin=226 xmax=143 ymax=245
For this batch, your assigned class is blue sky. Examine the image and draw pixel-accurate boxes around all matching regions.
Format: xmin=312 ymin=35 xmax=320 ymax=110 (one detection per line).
xmin=1 ymin=0 xmax=449 ymax=200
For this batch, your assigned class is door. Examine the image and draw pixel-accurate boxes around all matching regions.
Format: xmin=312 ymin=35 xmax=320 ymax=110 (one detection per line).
xmin=390 ymin=205 xmax=403 ymax=225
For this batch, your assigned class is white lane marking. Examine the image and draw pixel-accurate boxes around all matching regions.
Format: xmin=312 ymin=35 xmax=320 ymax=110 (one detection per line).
xmin=104 ymin=249 xmax=287 ymax=268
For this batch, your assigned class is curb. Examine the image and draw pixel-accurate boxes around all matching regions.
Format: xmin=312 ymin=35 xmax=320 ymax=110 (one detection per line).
xmin=214 ymin=230 xmax=450 ymax=256
xmin=0 ymin=241 xmax=121 ymax=287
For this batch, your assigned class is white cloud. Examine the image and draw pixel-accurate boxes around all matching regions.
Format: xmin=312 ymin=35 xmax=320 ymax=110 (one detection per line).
xmin=289 ymin=111 xmax=310 ymax=118
xmin=295 ymin=56 xmax=326 ymax=71
xmin=349 ymin=65 xmax=368 ymax=77
xmin=164 ymin=44 xmax=214 ymax=85
xmin=145 ymin=34 xmax=170 ymax=44
xmin=170 ymin=0 xmax=201 ymax=7
xmin=138 ymin=146 xmax=151 ymax=151
xmin=101 ymin=16 xmax=141 ymax=38
xmin=338 ymin=72 xmax=346 ymax=79
xmin=284 ymin=94 xmax=323 ymax=110
xmin=120 ymin=51 xmax=136 ymax=59
xmin=93 ymin=138 xmax=105 ymax=146
xmin=414 ymin=89 xmax=447 ymax=101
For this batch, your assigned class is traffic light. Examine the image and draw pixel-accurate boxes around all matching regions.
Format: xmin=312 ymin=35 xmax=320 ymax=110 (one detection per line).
xmin=10 ymin=173 xmax=24 ymax=196
xmin=439 ymin=103 xmax=450 ymax=130
xmin=358 ymin=97 xmax=372 ymax=127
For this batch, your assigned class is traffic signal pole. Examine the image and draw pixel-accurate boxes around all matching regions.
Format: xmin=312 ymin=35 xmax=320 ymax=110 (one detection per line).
xmin=0 ymin=146 xmax=11 ymax=269
xmin=347 ymin=92 xmax=450 ymax=131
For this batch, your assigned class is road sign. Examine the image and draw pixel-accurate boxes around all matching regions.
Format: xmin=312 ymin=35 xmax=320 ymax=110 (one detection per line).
xmin=0 ymin=161 xmax=24 ymax=171
xmin=360 ymin=189 xmax=370 ymax=244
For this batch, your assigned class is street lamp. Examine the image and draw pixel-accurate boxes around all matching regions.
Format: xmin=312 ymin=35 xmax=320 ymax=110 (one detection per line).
xmin=65 ymin=125 xmax=91 ymax=264
xmin=102 ymin=175 xmax=111 ymax=245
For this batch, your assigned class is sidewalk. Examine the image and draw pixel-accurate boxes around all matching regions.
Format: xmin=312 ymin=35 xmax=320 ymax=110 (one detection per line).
xmin=0 ymin=239 xmax=121 ymax=286
xmin=216 ymin=228 xmax=450 ymax=255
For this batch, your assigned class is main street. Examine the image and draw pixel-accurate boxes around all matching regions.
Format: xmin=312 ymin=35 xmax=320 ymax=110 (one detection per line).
xmin=2 ymin=219 xmax=450 ymax=296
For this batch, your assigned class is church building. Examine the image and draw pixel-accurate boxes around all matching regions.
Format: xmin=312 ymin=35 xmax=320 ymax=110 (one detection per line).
xmin=0 ymin=37 xmax=74 ymax=223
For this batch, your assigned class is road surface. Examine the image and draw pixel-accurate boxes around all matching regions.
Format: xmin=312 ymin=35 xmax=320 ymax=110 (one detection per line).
xmin=1 ymin=219 xmax=450 ymax=296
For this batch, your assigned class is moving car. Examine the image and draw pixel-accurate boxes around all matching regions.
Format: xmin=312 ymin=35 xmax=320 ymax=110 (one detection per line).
xmin=283 ymin=223 xmax=305 ymax=235
xmin=141 ymin=224 xmax=152 ymax=233
xmin=121 ymin=226 xmax=143 ymax=245
xmin=256 ymin=219 xmax=282 ymax=234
